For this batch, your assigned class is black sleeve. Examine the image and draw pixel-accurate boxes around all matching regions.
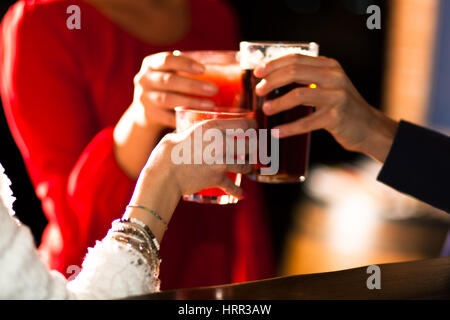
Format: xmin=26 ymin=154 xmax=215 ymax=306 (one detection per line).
xmin=377 ymin=120 xmax=450 ymax=213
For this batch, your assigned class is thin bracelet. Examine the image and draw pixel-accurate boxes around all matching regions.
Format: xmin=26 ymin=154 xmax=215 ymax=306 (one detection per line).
xmin=127 ymin=205 xmax=169 ymax=230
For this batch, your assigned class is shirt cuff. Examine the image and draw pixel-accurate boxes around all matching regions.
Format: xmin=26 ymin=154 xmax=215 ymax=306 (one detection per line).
xmin=377 ymin=120 xmax=450 ymax=213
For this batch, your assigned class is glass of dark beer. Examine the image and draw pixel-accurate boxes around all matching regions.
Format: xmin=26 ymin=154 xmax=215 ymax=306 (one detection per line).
xmin=239 ymin=41 xmax=319 ymax=183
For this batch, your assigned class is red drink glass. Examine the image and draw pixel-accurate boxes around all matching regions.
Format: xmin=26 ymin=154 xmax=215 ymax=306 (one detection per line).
xmin=239 ymin=41 xmax=319 ymax=183
xmin=175 ymin=106 xmax=254 ymax=205
xmin=180 ymin=50 xmax=246 ymax=109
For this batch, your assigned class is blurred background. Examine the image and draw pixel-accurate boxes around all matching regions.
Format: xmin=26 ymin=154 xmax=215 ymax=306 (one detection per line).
xmin=1 ymin=0 xmax=449 ymax=277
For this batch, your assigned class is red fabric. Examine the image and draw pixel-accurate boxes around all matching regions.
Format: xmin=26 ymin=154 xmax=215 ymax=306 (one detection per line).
xmin=0 ymin=0 xmax=274 ymax=289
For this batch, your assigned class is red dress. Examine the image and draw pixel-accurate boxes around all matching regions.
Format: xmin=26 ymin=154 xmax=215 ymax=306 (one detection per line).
xmin=0 ymin=0 xmax=274 ymax=289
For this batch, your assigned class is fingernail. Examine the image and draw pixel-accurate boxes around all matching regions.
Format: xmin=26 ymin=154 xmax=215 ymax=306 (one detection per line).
xmin=255 ymin=79 xmax=266 ymax=96
xmin=256 ymin=79 xmax=266 ymax=90
xmin=263 ymin=102 xmax=272 ymax=114
xmin=193 ymin=63 xmax=205 ymax=74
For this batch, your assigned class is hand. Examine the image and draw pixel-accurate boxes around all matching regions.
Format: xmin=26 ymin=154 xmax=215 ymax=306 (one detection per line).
xmin=132 ymin=51 xmax=218 ymax=128
xmin=254 ymin=54 xmax=399 ymax=162
xmin=114 ymin=51 xmax=219 ymax=179
xmin=145 ymin=117 xmax=255 ymax=198
xmin=125 ymin=118 xmax=255 ymax=241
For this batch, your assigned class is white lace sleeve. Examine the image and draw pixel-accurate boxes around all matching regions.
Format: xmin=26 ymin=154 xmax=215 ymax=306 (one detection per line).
xmin=67 ymin=236 xmax=160 ymax=299
xmin=0 ymin=164 xmax=70 ymax=299
xmin=0 ymin=164 xmax=159 ymax=299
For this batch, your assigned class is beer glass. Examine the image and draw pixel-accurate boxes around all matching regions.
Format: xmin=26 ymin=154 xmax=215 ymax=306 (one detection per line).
xmin=239 ymin=41 xmax=319 ymax=183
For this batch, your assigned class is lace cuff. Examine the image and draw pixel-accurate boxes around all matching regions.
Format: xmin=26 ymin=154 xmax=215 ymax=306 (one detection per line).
xmin=67 ymin=233 xmax=160 ymax=299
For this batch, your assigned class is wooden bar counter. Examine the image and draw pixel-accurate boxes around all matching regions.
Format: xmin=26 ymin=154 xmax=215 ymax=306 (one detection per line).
xmin=129 ymin=257 xmax=450 ymax=300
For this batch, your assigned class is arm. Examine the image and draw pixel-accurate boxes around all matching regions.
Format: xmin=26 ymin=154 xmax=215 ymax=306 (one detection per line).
xmin=0 ymin=2 xmax=217 ymax=272
xmin=0 ymin=118 xmax=253 ymax=299
xmin=254 ymin=54 xmax=399 ymax=163
xmin=0 ymin=160 xmax=162 ymax=299
xmin=70 ymin=117 xmax=253 ymax=298
xmin=0 ymin=2 xmax=137 ymax=271
xmin=377 ymin=120 xmax=450 ymax=213
xmin=256 ymin=54 xmax=450 ymax=212
xmin=113 ymin=51 xmax=218 ymax=179
xmin=0 ymin=161 xmax=159 ymax=299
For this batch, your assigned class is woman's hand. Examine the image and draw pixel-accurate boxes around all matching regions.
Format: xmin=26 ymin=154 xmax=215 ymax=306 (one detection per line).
xmin=143 ymin=117 xmax=255 ymax=198
xmin=132 ymin=51 xmax=218 ymax=128
xmin=114 ymin=51 xmax=219 ymax=179
xmin=254 ymin=54 xmax=399 ymax=163
xmin=124 ymin=118 xmax=255 ymax=241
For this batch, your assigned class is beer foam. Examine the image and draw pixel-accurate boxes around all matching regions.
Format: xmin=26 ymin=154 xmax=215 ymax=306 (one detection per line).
xmin=238 ymin=49 xmax=265 ymax=70
xmin=265 ymin=45 xmax=318 ymax=60
xmin=239 ymin=42 xmax=319 ymax=70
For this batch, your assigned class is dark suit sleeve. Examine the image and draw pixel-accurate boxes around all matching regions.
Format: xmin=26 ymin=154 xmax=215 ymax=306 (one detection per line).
xmin=377 ymin=120 xmax=450 ymax=213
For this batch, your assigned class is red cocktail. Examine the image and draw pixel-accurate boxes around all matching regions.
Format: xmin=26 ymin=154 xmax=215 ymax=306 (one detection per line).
xmin=175 ymin=51 xmax=252 ymax=204
xmin=181 ymin=51 xmax=245 ymax=108
xmin=175 ymin=107 xmax=254 ymax=205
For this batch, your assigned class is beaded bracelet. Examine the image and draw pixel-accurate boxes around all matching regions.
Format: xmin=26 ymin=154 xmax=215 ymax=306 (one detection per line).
xmin=112 ymin=223 xmax=150 ymax=247
xmin=127 ymin=218 xmax=161 ymax=251
xmin=111 ymin=218 xmax=161 ymax=257
xmin=127 ymin=205 xmax=169 ymax=230
xmin=117 ymin=218 xmax=161 ymax=252
xmin=110 ymin=223 xmax=152 ymax=252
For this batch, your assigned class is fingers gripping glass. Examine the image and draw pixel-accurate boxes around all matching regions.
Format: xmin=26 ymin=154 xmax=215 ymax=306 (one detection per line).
xmin=239 ymin=41 xmax=319 ymax=183
xmin=175 ymin=106 xmax=254 ymax=205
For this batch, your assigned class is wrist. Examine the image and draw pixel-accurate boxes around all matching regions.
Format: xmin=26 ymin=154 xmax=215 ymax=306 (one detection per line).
xmin=362 ymin=109 xmax=399 ymax=163
xmin=140 ymin=160 xmax=182 ymax=200
xmin=125 ymin=161 xmax=181 ymax=242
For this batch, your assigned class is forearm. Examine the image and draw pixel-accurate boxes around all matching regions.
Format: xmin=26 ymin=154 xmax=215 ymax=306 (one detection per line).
xmin=123 ymin=160 xmax=181 ymax=243
xmin=69 ymin=153 xmax=180 ymax=298
xmin=113 ymin=105 xmax=166 ymax=179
